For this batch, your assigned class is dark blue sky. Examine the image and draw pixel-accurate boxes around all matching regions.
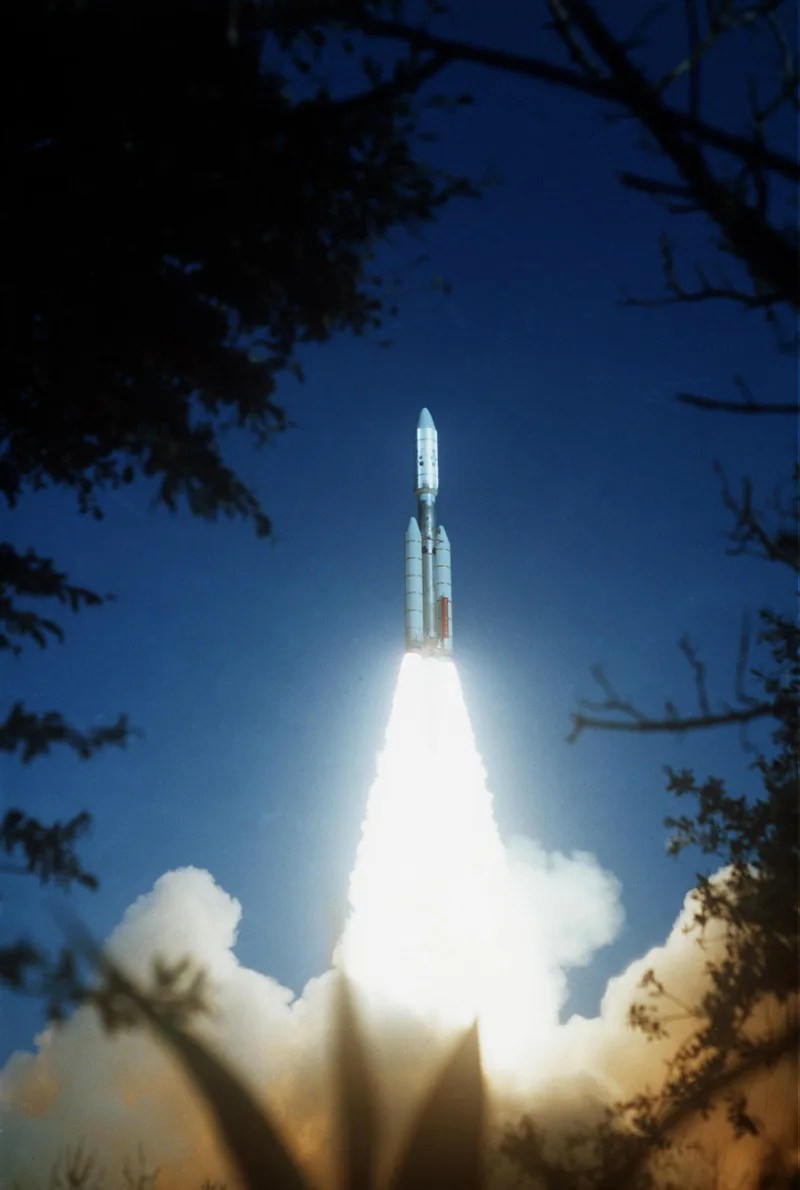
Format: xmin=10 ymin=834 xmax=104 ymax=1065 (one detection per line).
xmin=4 ymin=5 xmax=794 ymax=1060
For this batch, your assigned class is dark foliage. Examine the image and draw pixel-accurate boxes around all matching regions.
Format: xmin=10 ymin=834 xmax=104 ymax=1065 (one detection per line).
xmin=44 ymin=953 xmax=484 ymax=1190
xmin=0 ymin=544 xmax=108 ymax=654
xmin=0 ymin=703 xmax=131 ymax=763
xmin=3 ymin=0 xmax=472 ymax=755
xmin=3 ymin=0 xmax=474 ymax=1011
xmin=1 ymin=807 xmax=97 ymax=888
xmin=660 ymin=612 xmax=799 ymax=1030
xmin=5 ymin=0 xmax=470 ymax=530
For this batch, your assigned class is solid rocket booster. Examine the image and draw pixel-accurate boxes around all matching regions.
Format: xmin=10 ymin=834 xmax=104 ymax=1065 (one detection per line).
xmin=405 ymin=408 xmax=453 ymax=655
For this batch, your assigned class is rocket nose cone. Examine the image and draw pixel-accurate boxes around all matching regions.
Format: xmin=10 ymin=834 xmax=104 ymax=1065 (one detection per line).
xmin=406 ymin=516 xmax=421 ymax=538
xmin=417 ymin=407 xmax=435 ymax=430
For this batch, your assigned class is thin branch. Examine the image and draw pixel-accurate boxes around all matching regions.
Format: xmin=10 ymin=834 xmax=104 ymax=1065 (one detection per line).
xmin=354 ymin=13 xmax=800 ymax=182
xmin=555 ymin=0 xmax=797 ymax=304
xmin=682 ymin=0 xmax=703 ymax=130
xmin=579 ymin=664 xmax=647 ymax=721
xmin=679 ymin=635 xmax=712 ymax=716
xmin=546 ymin=0 xmax=606 ymax=79
xmin=623 ymin=235 xmax=786 ymax=309
xmin=606 ymin=1018 xmax=799 ymax=1190
xmin=568 ymin=700 xmax=776 ymax=743
xmin=333 ymin=50 xmax=450 ymax=120
xmin=754 ymin=7 xmax=800 ymax=125
xmin=627 ymin=287 xmax=780 ymax=308
xmin=655 ymin=0 xmax=748 ymax=97
xmin=618 ymin=171 xmax=695 ymax=201
xmin=734 ymin=610 xmax=762 ymax=710
xmin=715 ymin=462 xmax=799 ymax=570
xmin=677 ymin=392 xmax=797 ymax=413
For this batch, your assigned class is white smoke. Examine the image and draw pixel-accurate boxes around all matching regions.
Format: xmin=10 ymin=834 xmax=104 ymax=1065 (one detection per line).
xmin=2 ymin=868 xmax=795 ymax=1188
xmin=1 ymin=659 xmax=793 ymax=1187
xmin=1 ymin=869 xmax=320 ymax=1187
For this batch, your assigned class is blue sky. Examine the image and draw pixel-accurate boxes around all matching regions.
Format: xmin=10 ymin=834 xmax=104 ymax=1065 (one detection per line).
xmin=3 ymin=5 xmax=794 ymax=1060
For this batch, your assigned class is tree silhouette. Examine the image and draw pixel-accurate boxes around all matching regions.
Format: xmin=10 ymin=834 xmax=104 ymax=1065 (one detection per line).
xmin=3 ymin=0 xmax=472 ymax=996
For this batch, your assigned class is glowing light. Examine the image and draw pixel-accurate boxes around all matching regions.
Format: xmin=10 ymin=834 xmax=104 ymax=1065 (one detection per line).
xmin=337 ymin=654 xmax=558 ymax=1071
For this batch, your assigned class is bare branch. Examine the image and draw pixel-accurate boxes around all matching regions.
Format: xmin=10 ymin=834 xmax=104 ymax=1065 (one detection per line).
xmin=546 ymin=0 xmax=606 ymax=79
xmin=578 ymin=664 xmax=648 ymax=722
xmin=622 ymin=231 xmax=789 ymax=311
xmin=513 ymin=0 xmax=799 ymax=305
xmin=618 ymin=171 xmax=696 ymax=202
xmin=677 ymin=392 xmax=797 ymax=413
xmin=353 ymin=13 xmax=800 ymax=182
xmin=679 ymin=635 xmax=712 ymax=716
xmin=333 ymin=50 xmax=450 ymax=120
xmin=754 ymin=6 xmax=800 ymax=126
xmin=734 ymin=612 xmax=761 ymax=706
xmin=570 ymin=598 xmax=794 ymax=743
xmin=715 ymin=462 xmax=799 ymax=570
xmin=681 ymin=0 xmax=703 ymax=129
xmin=655 ymin=0 xmax=755 ymax=99
xmin=568 ymin=700 xmax=776 ymax=743
xmin=627 ymin=288 xmax=778 ymax=308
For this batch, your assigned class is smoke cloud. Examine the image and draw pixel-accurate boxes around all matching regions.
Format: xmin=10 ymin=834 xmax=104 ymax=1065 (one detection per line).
xmin=2 ymin=658 xmax=794 ymax=1187
xmin=2 ymin=866 xmax=795 ymax=1188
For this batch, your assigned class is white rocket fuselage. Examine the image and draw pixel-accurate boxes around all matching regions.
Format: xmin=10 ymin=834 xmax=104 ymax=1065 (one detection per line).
xmin=405 ymin=408 xmax=453 ymax=655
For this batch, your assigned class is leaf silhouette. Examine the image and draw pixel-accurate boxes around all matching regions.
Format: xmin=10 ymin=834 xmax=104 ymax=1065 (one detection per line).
xmin=91 ymin=952 xmax=309 ymax=1190
xmin=390 ymin=1022 xmax=484 ymax=1190
xmin=333 ymin=977 xmax=378 ymax=1190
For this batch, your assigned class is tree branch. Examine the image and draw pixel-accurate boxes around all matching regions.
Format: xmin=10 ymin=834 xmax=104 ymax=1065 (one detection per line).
xmin=568 ymin=700 xmax=776 ymax=743
xmin=333 ymin=50 xmax=450 ymax=119
xmin=545 ymin=0 xmax=607 ymax=79
xmin=677 ymin=392 xmax=797 ymax=413
xmin=608 ymin=1017 xmax=799 ymax=1190
xmin=0 ymin=703 xmax=134 ymax=762
xmin=715 ymin=463 xmax=799 ymax=571
xmin=1 ymin=809 xmax=98 ymax=890
xmin=618 ymin=170 xmax=695 ymax=202
xmin=0 ymin=543 xmax=109 ymax=654
xmin=353 ymin=13 xmax=799 ymax=182
xmin=679 ymin=634 xmax=711 ymax=716
xmin=626 ymin=287 xmax=780 ymax=308
xmin=554 ymin=0 xmax=798 ymax=305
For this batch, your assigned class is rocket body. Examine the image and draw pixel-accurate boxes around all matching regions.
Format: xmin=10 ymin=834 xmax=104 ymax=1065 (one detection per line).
xmin=404 ymin=408 xmax=453 ymax=655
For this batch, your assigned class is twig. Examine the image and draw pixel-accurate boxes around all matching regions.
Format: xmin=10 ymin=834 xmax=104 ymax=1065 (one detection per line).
xmin=618 ymin=171 xmax=696 ymax=202
xmin=354 ymin=14 xmax=800 ymax=182
xmin=677 ymin=392 xmax=797 ymax=413
xmin=627 ymin=288 xmax=779 ymax=308
xmin=568 ymin=700 xmax=776 ymax=743
xmin=546 ymin=0 xmax=606 ymax=79
xmin=679 ymin=635 xmax=712 ymax=716
xmin=715 ymin=462 xmax=799 ymax=570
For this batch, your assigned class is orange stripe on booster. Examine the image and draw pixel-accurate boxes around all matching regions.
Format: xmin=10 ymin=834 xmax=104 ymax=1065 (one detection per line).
xmin=440 ymin=596 xmax=450 ymax=639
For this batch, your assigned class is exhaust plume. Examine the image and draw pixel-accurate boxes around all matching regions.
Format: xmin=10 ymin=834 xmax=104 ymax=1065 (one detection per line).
xmin=2 ymin=658 xmax=793 ymax=1187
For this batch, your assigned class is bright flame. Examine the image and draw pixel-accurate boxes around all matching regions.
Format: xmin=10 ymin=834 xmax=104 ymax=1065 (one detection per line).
xmin=337 ymin=654 xmax=560 ymax=1071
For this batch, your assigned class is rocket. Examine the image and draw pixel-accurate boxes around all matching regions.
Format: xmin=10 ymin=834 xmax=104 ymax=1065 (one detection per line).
xmin=405 ymin=408 xmax=453 ymax=656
